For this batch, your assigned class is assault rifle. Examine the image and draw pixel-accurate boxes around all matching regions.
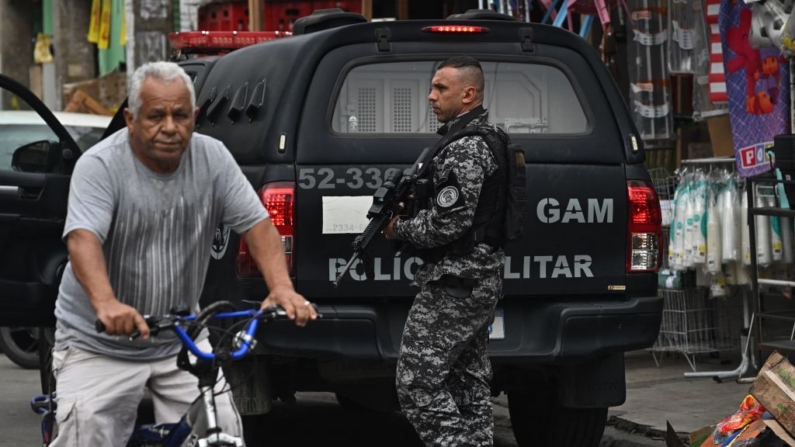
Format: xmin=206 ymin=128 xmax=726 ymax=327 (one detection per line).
xmin=333 ymin=146 xmax=433 ymax=288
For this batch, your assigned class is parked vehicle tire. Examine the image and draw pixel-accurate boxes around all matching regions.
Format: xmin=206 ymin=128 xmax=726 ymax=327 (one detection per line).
xmin=335 ymin=392 xmax=369 ymax=413
xmin=0 ymin=326 xmax=41 ymax=369
xmin=507 ymin=388 xmax=608 ymax=447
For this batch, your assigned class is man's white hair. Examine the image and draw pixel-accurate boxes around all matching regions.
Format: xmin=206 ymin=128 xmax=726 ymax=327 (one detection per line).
xmin=127 ymin=61 xmax=196 ymax=118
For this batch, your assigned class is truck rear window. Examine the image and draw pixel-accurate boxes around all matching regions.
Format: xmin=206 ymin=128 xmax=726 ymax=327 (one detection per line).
xmin=332 ymin=61 xmax=588 ymax=135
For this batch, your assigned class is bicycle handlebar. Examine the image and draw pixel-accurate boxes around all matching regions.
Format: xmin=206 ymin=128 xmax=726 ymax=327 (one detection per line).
xmin=95 ymin=305 xmax=304 ymax=361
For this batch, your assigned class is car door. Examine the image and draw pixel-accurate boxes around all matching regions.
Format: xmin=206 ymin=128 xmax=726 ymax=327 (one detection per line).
xmin=0 ymin=74 xmax=85 ymax=326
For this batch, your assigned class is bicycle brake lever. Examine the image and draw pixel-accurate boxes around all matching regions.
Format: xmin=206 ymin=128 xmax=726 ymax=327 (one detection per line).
xmin=128 ymin=316 xmax=163 ymax=341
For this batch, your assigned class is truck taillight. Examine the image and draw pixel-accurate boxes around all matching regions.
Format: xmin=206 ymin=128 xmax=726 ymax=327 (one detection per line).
xmin=422 ymin=25 xmax=490 ymax=34
xmin=627 ymin=180 xmax=662 ymax=273
xmin=236 ymin=182 xmax=295 ymax=278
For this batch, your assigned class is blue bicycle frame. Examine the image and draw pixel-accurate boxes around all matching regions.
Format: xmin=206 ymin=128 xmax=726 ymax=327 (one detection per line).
xmin=33 ymin=306 xmax=285 ymax=447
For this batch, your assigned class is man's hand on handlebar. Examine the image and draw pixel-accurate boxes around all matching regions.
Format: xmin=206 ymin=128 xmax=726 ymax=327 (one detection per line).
xmin=95 ymin=298 xmax=150 ymax=339
xmin=261 ymin=285 xmax=317 ymax=327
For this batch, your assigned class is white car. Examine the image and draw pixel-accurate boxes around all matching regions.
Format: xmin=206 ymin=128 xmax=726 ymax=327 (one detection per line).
xmin=0 ymin=111 xmax=111 ymax=172
xmin=0 ymin=110 xmax=110 ymax=369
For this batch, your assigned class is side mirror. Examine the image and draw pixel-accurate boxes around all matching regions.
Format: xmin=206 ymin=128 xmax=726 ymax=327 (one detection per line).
xmin=11 ymin=140 xmax=58 ymax=173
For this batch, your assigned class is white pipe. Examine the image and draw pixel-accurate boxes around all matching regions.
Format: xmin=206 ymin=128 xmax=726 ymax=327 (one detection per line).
xmin=759 ymin=278 xmax=795 ymax=287
xmin=681 ymin=157 xmax=735 ymax=164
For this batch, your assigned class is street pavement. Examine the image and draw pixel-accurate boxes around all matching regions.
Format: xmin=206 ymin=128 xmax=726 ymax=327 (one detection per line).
xmin=0 ymin=350 xmax=752 ymax=447
xmin=611 ymin=349 xmax=753 ymax=439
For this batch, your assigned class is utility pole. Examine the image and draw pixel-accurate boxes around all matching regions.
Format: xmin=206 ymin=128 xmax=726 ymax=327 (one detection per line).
xmin=362 ymin=0 xmax=372 ymax=20
xmin=249 ymin=0 xmax=263 ymax=31
xmin=398 ymin=0 xmax=409 ymax=19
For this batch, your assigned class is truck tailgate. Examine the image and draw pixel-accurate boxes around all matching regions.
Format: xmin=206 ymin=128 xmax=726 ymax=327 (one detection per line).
xmin=293 ymin=162 xmax=627 ymax=298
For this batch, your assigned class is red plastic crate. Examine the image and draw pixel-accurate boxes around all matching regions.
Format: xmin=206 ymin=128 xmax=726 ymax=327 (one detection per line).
xmin=263 ymin=1 xmax=362 ymax=32
xmin=219 ymin=2 xmax=250 ymax=31
xmin=198 ymin=1 xmax=250 ymax=32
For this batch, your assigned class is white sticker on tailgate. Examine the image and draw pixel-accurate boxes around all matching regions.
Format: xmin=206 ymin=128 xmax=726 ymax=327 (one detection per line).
xmin=489 ymin=308 xmax=505 ymax=340
xmin=322 ymin=196 xmax=372 ymax=234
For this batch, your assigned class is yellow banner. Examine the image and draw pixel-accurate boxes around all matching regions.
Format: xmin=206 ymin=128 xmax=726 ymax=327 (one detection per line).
xmin=87 ymin=0 xmax=101 ymax=43
xmin=98 ymin=0 xmax=111 ymax=49
xmin=119 ymin=1 xmax=126 ymax=46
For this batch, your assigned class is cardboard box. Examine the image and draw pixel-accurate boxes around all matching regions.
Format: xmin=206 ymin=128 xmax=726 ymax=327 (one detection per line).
xmin=750 ymin=351 xmax=795 ymax=437
xmin=62 ymin=71 xmax=126 ymax=113
xmin=766 ymin=419 xmax=795 ymax=446
xmin=688 ymin=425 xmax=716 ymax=447
xmin=707 ymin=115 xmax=735 ymax=158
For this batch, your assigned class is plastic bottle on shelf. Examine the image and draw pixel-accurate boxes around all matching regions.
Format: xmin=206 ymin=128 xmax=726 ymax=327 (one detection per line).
xmin=721 ymin=181 xmax=739 ymax=262
xmin=706 ymin=192 xmax=722 ymax=273
xmin=684 ymin=186 xmax=696 ymax=267
xmin=741 ymin=191 xmax=752 ymax=266
xmin=692 ymin=177 xmax=707 ymax=264
xmin=673 ymin=183 xmax=688 ymax=269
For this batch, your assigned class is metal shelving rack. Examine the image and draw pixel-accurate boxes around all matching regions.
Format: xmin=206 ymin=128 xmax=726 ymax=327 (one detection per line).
xmin=748 ymin=171 xmax=795 ymax=358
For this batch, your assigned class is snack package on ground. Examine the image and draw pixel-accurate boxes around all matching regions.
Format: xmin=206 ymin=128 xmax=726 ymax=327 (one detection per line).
xmin=712 ymin=394 xmax=767 ymax=444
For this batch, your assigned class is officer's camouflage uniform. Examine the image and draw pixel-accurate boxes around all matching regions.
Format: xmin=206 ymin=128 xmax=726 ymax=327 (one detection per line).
xmin=392 ymin=106 xmax=504 ymax=447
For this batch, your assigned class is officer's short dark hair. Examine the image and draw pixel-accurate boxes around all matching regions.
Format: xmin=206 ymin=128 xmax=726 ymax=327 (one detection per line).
xmin=437 ymin=56 xmax=485 ymax=96
xmin=438 ymin=55 xmax=483 ymax=72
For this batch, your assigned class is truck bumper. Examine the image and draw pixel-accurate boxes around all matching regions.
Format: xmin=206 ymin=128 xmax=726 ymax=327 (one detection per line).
xmin=254 ymin=295 xmax=663 ymax=364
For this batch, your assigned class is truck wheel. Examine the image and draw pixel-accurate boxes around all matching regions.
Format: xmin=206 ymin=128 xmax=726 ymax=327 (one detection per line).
xmin=0 ymin=326 xmax=40 ymax=369
xmin=507 ymin=389 xmax=607 ymax=447
xmin=335 ymin=393 xmax=369 ymax=413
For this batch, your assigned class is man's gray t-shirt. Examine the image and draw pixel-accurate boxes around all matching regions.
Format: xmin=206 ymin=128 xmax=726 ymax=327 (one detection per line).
xmin=55 ymin=129 xmax=269 ymax=360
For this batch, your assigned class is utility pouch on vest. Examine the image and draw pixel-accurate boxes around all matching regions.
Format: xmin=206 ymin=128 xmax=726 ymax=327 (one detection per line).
xmin=439 ymin=274 xmax=476 ymax=298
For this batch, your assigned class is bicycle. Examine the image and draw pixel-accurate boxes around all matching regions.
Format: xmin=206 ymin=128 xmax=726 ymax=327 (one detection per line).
xmin=30 ymin=301 xmax=309 ymax=447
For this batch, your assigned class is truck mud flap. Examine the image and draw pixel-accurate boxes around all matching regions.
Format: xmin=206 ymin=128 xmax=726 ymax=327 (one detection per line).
xmin=558 ymin=353 xmax=625 ymax=408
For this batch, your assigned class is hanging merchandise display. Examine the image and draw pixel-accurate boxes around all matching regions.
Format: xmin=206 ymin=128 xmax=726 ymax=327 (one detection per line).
xmin=627 ymin=0 xmax=674 ymax=142
xmin=88 ymin=0 xmax=102 ymax=44
xmin=742 ymin=189 xmax=752 ymax=265
xmin=719 ymin=1 xmax=791 ymax=177
xmin=33 ymin=34 xmax=53 ymax=64
xmin=98 ymin=0 xmax=112 ymax=50
xmin=707 ymin=180 xmax=723 ymax=272
xmin=693 ymin=171 xmax=708 ymax=264
xmin=660 ymin=163 xmax=795 ymax=298
xmin=668 ymin=0 xmax=697 ymax=73
xmin=706 ymin=0 xmax=728 ymax=103
xmin=97 ymin=0 xmax=126 ymax=76
xmin=691 ymin=0 xmax=730 ymax=120
xmin=721 ymin=177 xmax=740 ymax=262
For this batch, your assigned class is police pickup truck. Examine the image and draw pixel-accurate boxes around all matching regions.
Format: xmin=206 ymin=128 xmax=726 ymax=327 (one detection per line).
xmin=0 ymin=8 xmax=663 ymax=447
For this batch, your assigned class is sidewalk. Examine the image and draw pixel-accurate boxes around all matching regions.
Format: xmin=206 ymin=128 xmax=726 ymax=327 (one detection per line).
xmin=612 ymin=349 xmax=753 ymax=441
xmin=492 ymin=349 xmax=756 ymax=446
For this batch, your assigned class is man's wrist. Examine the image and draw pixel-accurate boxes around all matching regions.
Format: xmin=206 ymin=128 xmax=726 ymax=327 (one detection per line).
xmin=269 ymin=283 xmax=295 ymax=294
xmin=392 ymin=216 xmax=407 ymax=239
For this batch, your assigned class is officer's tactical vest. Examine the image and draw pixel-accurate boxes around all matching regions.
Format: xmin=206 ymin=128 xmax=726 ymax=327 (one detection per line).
xmin=422 ymin=125 xmax=526 ymax=259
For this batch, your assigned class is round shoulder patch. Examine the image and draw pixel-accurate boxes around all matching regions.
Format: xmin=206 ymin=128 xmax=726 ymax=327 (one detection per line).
xmin=437 ymin=186 xmax=460 ymax=208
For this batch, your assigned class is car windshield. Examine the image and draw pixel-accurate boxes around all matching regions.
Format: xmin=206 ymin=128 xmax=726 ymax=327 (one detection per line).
xmin=0 ymin=123 xmax=105 ymax=170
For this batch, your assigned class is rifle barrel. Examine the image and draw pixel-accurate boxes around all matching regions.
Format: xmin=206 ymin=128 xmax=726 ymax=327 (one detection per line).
xmin=333 ymin=252 xmax=360 ymax=288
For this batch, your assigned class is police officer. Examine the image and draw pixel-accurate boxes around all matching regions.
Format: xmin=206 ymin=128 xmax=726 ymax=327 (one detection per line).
xmin=384 ymin=55 xmax=504 ymax=447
